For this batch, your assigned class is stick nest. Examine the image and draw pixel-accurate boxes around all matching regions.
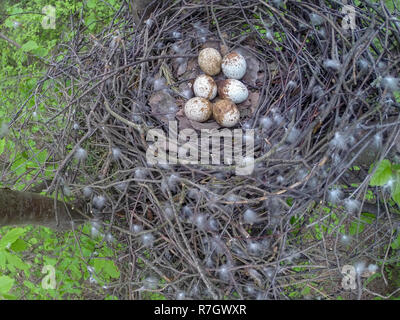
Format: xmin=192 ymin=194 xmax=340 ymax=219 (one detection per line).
xmin=6 ymin=0 xmax=400 ymax=299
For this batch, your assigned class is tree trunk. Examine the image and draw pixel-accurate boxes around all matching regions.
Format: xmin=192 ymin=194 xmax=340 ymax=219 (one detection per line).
xmin=0 ymin=188 xmax=86 ymax=231
xmin=130 ymin=0 xmax=155 ymax=25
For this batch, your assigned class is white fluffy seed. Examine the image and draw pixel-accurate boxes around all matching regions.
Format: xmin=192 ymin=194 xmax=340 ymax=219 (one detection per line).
xmin=273 ymin=113 xmax=284 ymax=126
xmin=259 ymin=117 xmax=273 ymax=129
xmin=340 ymin=234 xmax=351 ymax=245
xmin=330 ymin=132 xmax=347 ymax=150
xmin=244 ymin=208 xmax=258 ymax=224
xmin=286 ymin=127 xmax=300 ymax=144
xmin=345 ymin=198 xmax=360 ymax=214
xmin=83 ymin=186 xmax=93 ymax=198
xmin=134 ymin=168 xmax=148 ymax=179
xmin=310 ymin=13 xmax=324 ymax=26
xmin=323 ymin=59 xmax=341 ymax=71
xmin=368 ymin=264 xmax=378 ymax=273
xmin=153 ymin=77 xmax=166 ymax=91
xmin=93 ymin=195 xmax=106 ymax=209
xmin=75 ymin=147 xmax=87 ymax=161
xmin=141 ymin=233 xmax=155 ymax=247
xmin=143 ymin=277 xmax=158 ymax=289
xmin=381 ymin=76 xmax=399 ymax=91
xmin=247 ymin=241 xmax=262 ymax=255
xmin=131 ymin=224 xmax=143 ymax=233
xmin=176 ymin=291 xmax=186 ymax=300
xmin=218 ymin=264 xmax=231 ymax=281
xmin=328 ymin=188 xmax=342 ymax=204
xmin=354 ymin=261 xmax=366 ymax=275
xmin=112 ymin=147 xmax=121 ymax=160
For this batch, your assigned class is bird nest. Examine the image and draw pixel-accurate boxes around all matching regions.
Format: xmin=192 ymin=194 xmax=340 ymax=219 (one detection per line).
xmin=7 ymin=0 xmax=400 ymax=299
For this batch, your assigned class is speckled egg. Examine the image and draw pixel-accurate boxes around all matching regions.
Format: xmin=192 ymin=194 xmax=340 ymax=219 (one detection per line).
xmin=217 ymin=79 xmax=249 ymax=104
xmin=213 ymin=99 xmax=240 ymax=127
xmin=193 ymin=74 xmax=217 ymax=100
xmin=198 ymin=48 xmax=222 ymax=76
xmin=221 ymin=52 xmax=247 ymax=79
xmin=184 ymin=97 xmax=213 ymax=122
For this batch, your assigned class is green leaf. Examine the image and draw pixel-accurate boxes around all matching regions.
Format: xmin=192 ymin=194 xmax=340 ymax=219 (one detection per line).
xmin=370 ymin=159 xmax=392 ymax=186
xmin=21 ymin=40 xmax=39 ymax=52
xmin=391 ymin=234 xmax=400 ymax=250
xmin=0 ymin=139 xmax=5 ymax=155
xmin=87 ymin=0 xmax=97 ymax=8
xmin=6 ymin=252 xmax=30 ymax=270
xmin=0 ymin=276 xmax=14 ymax=295
xmin=392 ymin=180 xmax=400 ymax=206
xmin=0 ymin=252 xmax=6 ymax=268
xmin=10 ymin=239 xmax=28 ymax=252
xmin=0 ymin=228 xmax=26 ymax=250
xmin=349 ymin=221 xmax=365 ymax=235
xmin=93 ymin=259 xmax=120 ymax=279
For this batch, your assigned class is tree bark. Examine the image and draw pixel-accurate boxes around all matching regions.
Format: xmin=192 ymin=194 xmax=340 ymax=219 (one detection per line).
xmin=130 ymin=0 xmax=155 ymax=25
xmin=0 ymin=188 xmax=86 ymax=231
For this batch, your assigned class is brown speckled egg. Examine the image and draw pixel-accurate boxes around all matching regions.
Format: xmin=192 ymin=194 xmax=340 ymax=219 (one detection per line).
xmin=184 ymin=97 xmax=213 ymax=122
xmin=213 ymin=99 xmax=240 ymax=127
xmin=198 ymin=48 xmax=222 ymax=76
xmin=193 ymin=74 xmax=218 ymax=99
xmin=221 ymin=52 xmax=247 ymax=79
xmin=217 ymin=79 xmax=249 ymax=104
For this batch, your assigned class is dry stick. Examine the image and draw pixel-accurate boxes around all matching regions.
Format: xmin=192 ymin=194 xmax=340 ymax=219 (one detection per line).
xmin=140 ymin=181 xmax=220 ymax=299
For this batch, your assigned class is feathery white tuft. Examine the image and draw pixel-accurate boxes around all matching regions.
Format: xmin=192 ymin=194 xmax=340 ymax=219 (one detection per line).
xmin=368 ymin=264 xmax=378 ymax=273
xmin=286 ymin=127 xmax=300 ymax=144
xmin=310 ymin=13 xmax=324 ymax=26
xmin=143 ymin=277 xmax=158 ymax=290
xmin=218 ymin=264 xmax=231 ymax=281
xmin=112 ymin=147 xmax=121 ymax=160
xmin=340 ymin=234 xmax=351 ymax=245
xmin=273 ymin=113 xmax=284 ymax=126
xmin=93 ymin=195 xmax=106 ymax=209
xmin=83 ymin=186 xmax=93 ymax=198
xmin=153 ymin=77 xmax=166 ymax=91
xmin=323 ymin=59 xmax=341 ymax=71
xmin=354 ymin=261 xmax=366 ymax=275
xmin=193 ymin=214 xmax=207 ymax=230
xmin=373 ymin=133 xmax=383 ymax=148
xmin=345 ymin=198 xmax=360 ymax=214
xmin=328 ymin=187 xmax=342 ymax=204
xmin=381 ymin=76 xmax=399 ymax=91
xmin=176 ymin=291 xmax=186 ymax=300
xmin=247 ymin=241 xmax=262 ymax=255
xmin=330 ymin=132 xmax=347 ymax=150
xmin=131 ymin=224 xmax=143 ymax=233
xmin=357 ymin=59 xmax=369 ymax=71
xmin=134 ymin=168 xmax=148 ymax=179
xmin=244 ymin=208 xmax=259 ymax=224
xmin=287 ymin=80 xmax=297 ymax=91
xmin=141 ymin=233 xmax=155 ymax=247
xmin=75 ymin=147 xmax=87 ymax=161
xmin=172 ymin=31 xmax=182 ymax=39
